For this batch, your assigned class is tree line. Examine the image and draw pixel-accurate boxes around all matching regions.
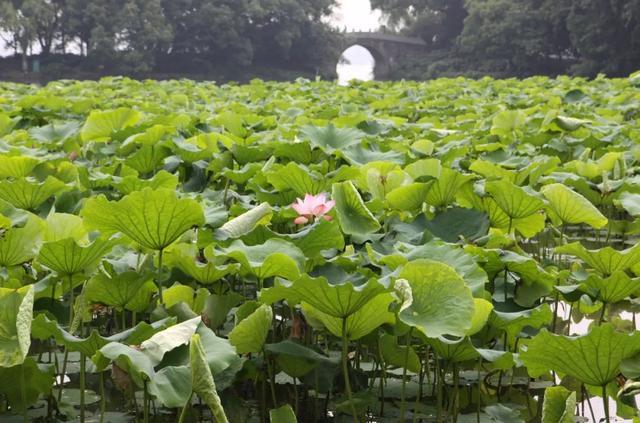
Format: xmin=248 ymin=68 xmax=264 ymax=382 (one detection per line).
xmin=0 ymin=0 xmax=340 ymax=76
xmin=1 ymin=0 xmax=638 ymax=80
xmin=372 ymin=0 xmax=640 ymax=78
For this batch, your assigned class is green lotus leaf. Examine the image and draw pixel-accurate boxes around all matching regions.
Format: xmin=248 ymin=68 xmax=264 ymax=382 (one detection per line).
xmin=301 ymin=124 xmax=364 ymax=154
xmin=195 ymin=323 xmax=240 ymax=375
xmin=270 ymin=405 xmax=297 ymax=423
xmin=426 ymin=168 xmax=474 ymax=208
xmin=386 ymin=182 xmax=433 ymax=213
xmin=228 ymin=303 xmax=272 ymax=354
xmin=125 ymin=145 xmax=171 ymax=174
xmin=541 ymin=183 xmax=607 ymax=229
xmin=0 ymin=285 xmax=34 ymax=367
xmin=0 ymin=215 xmax=44 ymax=267
xmin=467 ymin=298 xmax=494 ymax=336
xmin=0 ymin=113 xmax=17 ymax=136
xmin=380 ymin=333 xmax=421 ymax=373
xmin=490 ymin=303 xmax=552 ymax=347
xmin=167 ymin=243 xmax=239 ymax=285
xmin=615 ymin=192 xmax=640 ymax=217
xmin=541 ymin=386 xmax=576 ymax=423
xmin=44 ymin=213 xmax=87 ymax=243
xmin=521 ymin=324 xmax=640 ymax=387
xmin=424 ymin=207 xmax=490 ymax=243
xmin=93 ymin=342 xmax=156 ymax=388
xmin=397 ymin=259 xmax=475 ymax=338
xmin=115 ymin=170 xmax=179 ymax=195
xmin=0 ymin=176 xmax=66 ymax=210
xmin=81 ymin=107 xmax=142 ymax=142
xmin=475 ymin=349 xmax=517 ymax=370
xmin=332 ymin=181 xmax=381 ymax=236
xmin=555 ymin=242 xmax=640 ymax=276
xmin=190 ymin=333 xmax=229 ymax=423
xmin=402 ymin=240 xmax=489 ymax=296
xmin=485 ymin=180 xmax=544 ymax=220
xmin=490 ymin=109 xmax=526 ymax=140
xmin=582 ymin=271 xmax=640 ymax=303
xmin=0 ymin=155 xmax=40 ymax=178
xmin=38 ymin=237 xmax=115 ymax=276
xmin=266 ymin=162 xmax=329 ymax=196
xmin=427 ymin=336 xmax=479 ymax=362
xmin=359 ymin=162 xmax=409 ymax=200
xmin=123 ymin=124 xmax=175 ymax=146
xmin=85 ymin=270 xmax=157 ymax=312
xmin=215 ymin=202 xmax=272 ymax=240
xmin=0 ymin=357 xmax=54 ymax=412
xmin=290 ymin=219 xmax=345 ymax=259
xmin=163 ymin=283 xmax=209 ymax=313
xmin=259 ymin=274 xmax=389 ymax=318
xmin=302 ymin=292 xmax=395 ymax=340
xmin=481 ymin=196 xmax=546 ymax=238
xmin=139 ymin=316 xmax=201 ymax=364
xmin=265 ymin=340 xmax=337 ymax=378
xmin=219 ymin=239 xmax=305 ymax=280
xmin=202 ymin=292 xmax=244 ymax=329
xmin=148 ymin=365 xmax=191 ymax=408
xmin=469 ymin=160 xmax=516 ymax=182
xmin=29 ymin=121 xmax=80 ymax=144
xmin=81 ymin=188 xmax=204 ymax=251
xmin=32 ymin=314 xmax=173 ymax=356
xmin=404 ymin=158 xmax=442 ymax=180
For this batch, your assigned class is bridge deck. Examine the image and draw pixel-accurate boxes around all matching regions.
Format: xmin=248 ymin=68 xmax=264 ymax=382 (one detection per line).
xmin=345 ymin=32 xmax=427 ymax=46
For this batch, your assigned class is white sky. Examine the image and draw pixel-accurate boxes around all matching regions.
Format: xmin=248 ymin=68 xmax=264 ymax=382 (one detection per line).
xmin=331 ymin=0 xmax=381 ymax=32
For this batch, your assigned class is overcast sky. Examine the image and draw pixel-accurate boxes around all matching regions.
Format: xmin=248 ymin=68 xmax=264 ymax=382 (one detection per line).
xmin=331 ymin=0 xmax=381 ymax=32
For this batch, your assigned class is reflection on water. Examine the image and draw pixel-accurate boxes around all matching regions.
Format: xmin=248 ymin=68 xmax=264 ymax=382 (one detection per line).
xmin=337 ymin=63 xmax=374 ymax=85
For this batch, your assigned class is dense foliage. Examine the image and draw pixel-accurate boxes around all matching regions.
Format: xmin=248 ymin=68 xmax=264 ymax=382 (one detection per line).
xmin=372 ymin=0 xmax=640 ymax=79
xmin=0 ymin=0 xmax=340 ymax=75
xmin=0 ymin=74 xmax=639 ymax=422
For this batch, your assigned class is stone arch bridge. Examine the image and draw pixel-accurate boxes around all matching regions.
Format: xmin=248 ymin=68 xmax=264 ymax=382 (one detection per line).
xmin=336 ymin=31 xmax=428 ymax=79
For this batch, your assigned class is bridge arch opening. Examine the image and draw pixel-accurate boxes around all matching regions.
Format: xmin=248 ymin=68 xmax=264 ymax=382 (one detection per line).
xmin=336 ymin=44 xmax=377 ymax=85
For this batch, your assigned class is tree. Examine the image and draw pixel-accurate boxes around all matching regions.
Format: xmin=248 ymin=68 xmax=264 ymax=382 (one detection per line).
xmin=370 ymin=0 xmax=467 ymax=47
xmin=248 ymin=0 xmax=339 ymax=65
xmin=567 ymin=0 xmax=640 ymax=76
xmin=457 ymin=0 xmax=549 ymax=74
xmin=162 ymin=0 xmax=254 ymax=66
xmin=0 ymin=0 xmax=37 ymax=72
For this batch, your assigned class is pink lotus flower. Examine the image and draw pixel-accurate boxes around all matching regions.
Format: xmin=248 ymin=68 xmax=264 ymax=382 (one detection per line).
xmin=292 ymin=193 xmax=335 ymax=225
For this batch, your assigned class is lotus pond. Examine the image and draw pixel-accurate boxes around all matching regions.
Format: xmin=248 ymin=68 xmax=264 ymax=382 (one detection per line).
xmin=1 ymin=74 xmax=640 ymax=422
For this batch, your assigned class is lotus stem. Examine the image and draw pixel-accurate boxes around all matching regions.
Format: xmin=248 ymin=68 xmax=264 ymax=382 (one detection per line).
xmin=599 ymin=303 xmax=607 ymax=325
xmin=21 ymin=363 xmax=27 ymax=423
xmin=341 ymin=318 xmax=359 ymax=423
xmin=477 ymin=358 xmax=482 ymax=423
xmin=602 ymin=385 xmax=610 ymax=423
xmin=377 ymin=338 xmax=385 ymax=417
xmin=452 ymin=363 xmax=460 ymax=423
xmin=178 ymin=392 xmax=194 ymax=423
xmin=68 ymin=274 xmax=74 ymax=325
xmin=80 ymin=354 xmax=86 ymax=422
xmin=157 ymin=248 xmax=164 ymax=304
xmin=100 ymin=371 xmax=105 ymax=423
xmin=293 ymin=377 xmax=299 ymax=416
xmin=143 ymin=380 xmax=150 ymax=423
xmin=264 ymin=350 xmax=277 ymax=407
xmin=436 ymin=355 xmax=443 ymax=423
xmin=57 ymin=349 xmax=69 ymax=402
xmin=400 ymin=328 xmax=413 ymax=421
